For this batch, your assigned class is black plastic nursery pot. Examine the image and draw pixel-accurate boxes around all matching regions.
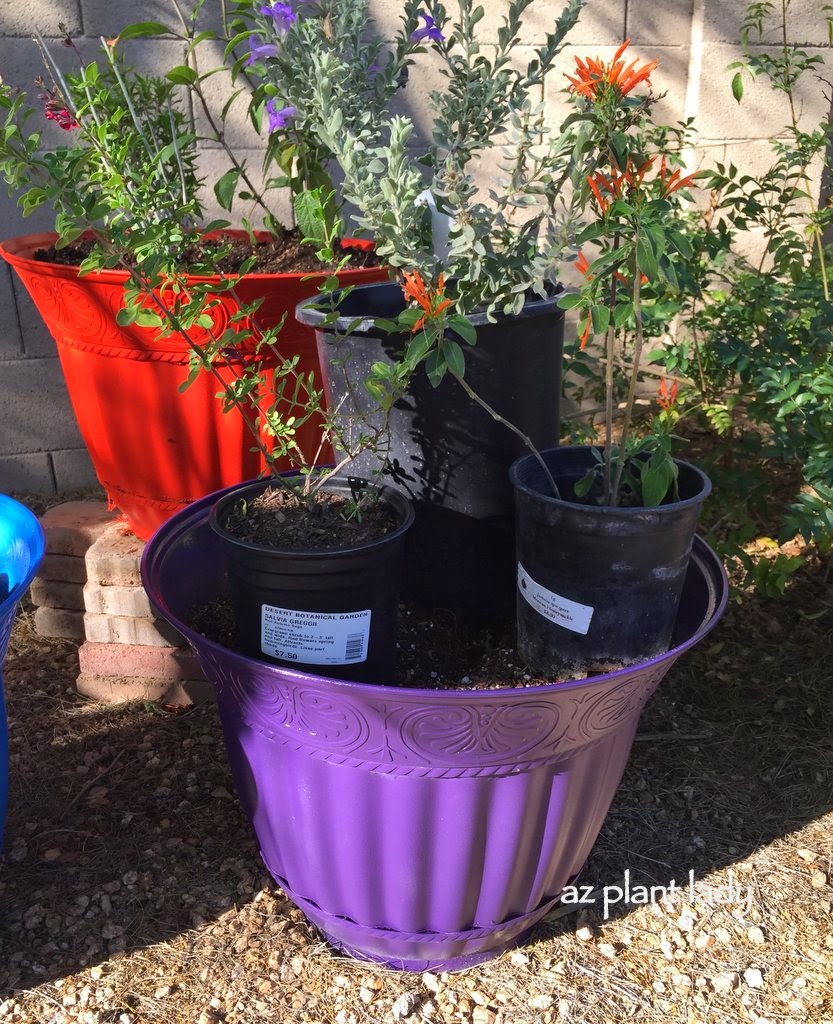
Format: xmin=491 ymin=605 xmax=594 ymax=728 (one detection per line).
xmin=296 ymin=282 xmax=564 ymax=620
xmin=510 ymin=446 xmax=712 ymax=677
xmin=209 ymin=479 xmax=415 ymax=684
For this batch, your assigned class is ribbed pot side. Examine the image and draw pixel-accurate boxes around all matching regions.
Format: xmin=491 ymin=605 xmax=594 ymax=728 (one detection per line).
xmin=142 ymin=486 xmax=728 ymax=971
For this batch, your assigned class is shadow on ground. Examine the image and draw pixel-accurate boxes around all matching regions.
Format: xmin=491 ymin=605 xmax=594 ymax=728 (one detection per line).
xmin=1 ymin=550 xmax=831 ymax=995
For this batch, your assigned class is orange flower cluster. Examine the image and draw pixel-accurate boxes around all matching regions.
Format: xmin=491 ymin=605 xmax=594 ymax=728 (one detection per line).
xmin=657 ymin=377 xmax=679 ymax=410
xmin=566 ymin=40 xmax=658 ymax=102
xmin=586 ymin=156 xmax=654 ymax=213
xmin=656 ymin=157 xmax=699 ymax=198
xmin=402 ymin=269 xmax=451 ymax=332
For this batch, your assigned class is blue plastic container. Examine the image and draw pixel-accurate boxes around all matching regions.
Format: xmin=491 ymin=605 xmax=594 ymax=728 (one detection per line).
xmin=0 ymin=495 xmax=44 ymax=850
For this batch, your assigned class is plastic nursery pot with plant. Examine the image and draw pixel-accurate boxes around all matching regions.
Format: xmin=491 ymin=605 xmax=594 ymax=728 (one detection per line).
xmin=245 ymin=0 xmax=589 ymax=617
xmin=297 ymin=281 xmax=564 ymax=618
xmin=507 ymin=35 xmax=711 ymax=676
xmin=0 ymin=14 xmax=390 ymax=540
xmin=0 ymin=496 xmax=45 ymax=849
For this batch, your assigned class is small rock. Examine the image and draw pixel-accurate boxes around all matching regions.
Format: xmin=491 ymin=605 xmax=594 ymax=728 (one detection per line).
xmin=529 ymin=994 xmax=553 ymax=1010
xmin=122 ymin=871 xmax=138 ymax=886
xmin=42 ymin=848 xmax=61 ymax=862
xmin=197 ymin=1012 xmax=221 ymax=1024
xmin=598 ymin=942 xmax=617 ymax=958
xmin=712 ymin=972 xmax=740 ymax=994
xmin=747 ymin=926 xmax=766 ymax=945
xmin=421 ymin=972 xmax=440 ymax=994
xmin=472 ymin=1008 xmax=497 ymax=1024
xmin=715 ymin=927 xmax=732 ymax=943
xmin=677 ymin=914 xmax=695 ymax=932
xmin=391 ymin=993 xmax=418 ymax=1020
xmin=575 ymin=925 xmax=594 ymax=942
xmin=358 ymin=988 xmax=375 ymax=1005
xmin=509 ymin=951 xmax=529 ymax=966
xmin=797 ymin=848 xmax=817 ymax=862
xmin=154 ymin=986 xmax=172 ymax=999
xmin=744 ymin=968 xmax=764 ymax=990
xmin=811 ymin=871 xmax=828 ymax=889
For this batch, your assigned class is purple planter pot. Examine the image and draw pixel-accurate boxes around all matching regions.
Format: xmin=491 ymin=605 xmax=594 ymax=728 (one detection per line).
xmin=142 ymin=484 xmax=728 ymax=971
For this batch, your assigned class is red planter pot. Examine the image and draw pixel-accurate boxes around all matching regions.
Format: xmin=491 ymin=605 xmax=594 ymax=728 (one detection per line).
xmin=0 ymin=232 xmax=388 ymax=540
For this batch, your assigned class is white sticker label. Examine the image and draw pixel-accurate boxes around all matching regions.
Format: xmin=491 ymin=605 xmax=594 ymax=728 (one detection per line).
xmin=261 ymin=604 xmax=371 ymax=665
xmin=517 ymin=563 xmax=594 ymax=635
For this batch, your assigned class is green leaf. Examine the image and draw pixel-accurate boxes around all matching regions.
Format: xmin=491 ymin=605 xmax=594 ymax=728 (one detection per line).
xmin=293 ymin=188 xmax=329 ymax=248
xmin=573 ymin=468 xmax=596 ymax=498
xmin=214 ymin=168 xmax=240 ymax=212
xmin=166 ymin=65 xmax=198 ymax=86
xmin=449 ymin=315 xmax=477 ymax=345
xmin=425 ymin=348 xmax=447 ymax=388
xmin=731 ymin=71 xmax=744 ymax=103
xmin=443 ymin=339 xmax=466 ymax=378
xmin=115 ymin=21 xmax=170 ymax=40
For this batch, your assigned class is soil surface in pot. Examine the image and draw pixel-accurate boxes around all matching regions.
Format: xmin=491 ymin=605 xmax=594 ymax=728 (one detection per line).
xmin=33 ymin=230 xmax=382 ymax=275
xmin=219 ymin=486 xmax=400 ymax=552
xmin=188 ymin=597 xmax=620 ymax=689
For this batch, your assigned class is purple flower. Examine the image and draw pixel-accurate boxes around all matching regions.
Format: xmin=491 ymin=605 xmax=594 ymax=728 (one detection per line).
xmin=260 ymin=2 xmax=297 ymax=32
xmin=410 ymin=12 xmax=444 ymax=44
xmin=246 ymin=34 xmax=279 ymax=65
xmin=266 ymin=98 xmax=296 ymax=132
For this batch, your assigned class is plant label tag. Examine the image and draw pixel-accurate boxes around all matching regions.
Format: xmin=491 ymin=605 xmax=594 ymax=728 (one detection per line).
xmin=517 ymin=563 xmax=594 ymax=635
xmin=261 ymin=604 xmax=372 ymax=665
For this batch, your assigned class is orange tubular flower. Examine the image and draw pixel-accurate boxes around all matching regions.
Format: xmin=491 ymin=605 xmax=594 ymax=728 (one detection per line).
xmin=566 ymin=39 xmax=659 ymax=102
xmin=402 ymin=269 xmax=452 ymax=333
xmin=575 ymin=251 xmax=593 ymax=280
xmin=657 ymin=157 xmax=700 ymax=198
xmin=657 ymin=377 xmax=679 ymax=410
xmin=579 ymin=316 xmax=591 ymax=351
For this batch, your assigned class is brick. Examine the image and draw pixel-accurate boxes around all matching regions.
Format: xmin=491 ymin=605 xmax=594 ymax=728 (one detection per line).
xmin=12 ymin=273 xmax=57 ymax=360
xmin=33 ymin=605 xmax=85 ymax=639
xmin=627 ymin=0 xmax=694 ymax=46
xmin=40 ymin=500 xmax=115 ymax=556
xmin=79 ymin=0 xmax=222 ymax=39
xmin=0 ymin=264 xmax=24 ymax=360
xmin=51 ymin=448 xmax=101 ymax=493
xmin=1 ymin=0 xmax=82 ymax=37
xmin=39 ymin=553 xmax=88 ymax=583
xmin=30 ymin=578 xmax=85 ymax=611
xmin=0 ymin=452 xmax=55 ymax=493
xmin=83 ymin=582 xmax=153 ymax=617
xmin=0 ymin=358 xmax=86 ymax=454
xmin=84 ymin=612 xmax=185 ymax=647
xmin=85 ymin=522 xmax=145 ymax=586
xmin=703 ymin=0 xmax=830 ymax=44
xmin=78 ymin=641 xmax=203 ymax=680
xmin=696 ymin=45 xmax=833 ymax=139
xmin=76 ymin=674 xmax=214 ymax=706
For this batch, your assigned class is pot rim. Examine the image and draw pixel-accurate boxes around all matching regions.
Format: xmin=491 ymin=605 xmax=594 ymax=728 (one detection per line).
xmin=510 ymin=444 xmax=713 ymax=515
xmin=295 ymin=279 xmax=565 ymax=334
xmin=142 ymin=481 xmax=728 ymax=700
xmin=0 ymin=231 xmax=381 ymax=284
xmin=208 ymin=476 xmax=415 ymax=559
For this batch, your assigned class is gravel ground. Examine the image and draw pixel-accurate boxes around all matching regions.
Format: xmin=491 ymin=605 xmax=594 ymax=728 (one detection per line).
xmin=1 ymin=546 xmax=831 ymax=1024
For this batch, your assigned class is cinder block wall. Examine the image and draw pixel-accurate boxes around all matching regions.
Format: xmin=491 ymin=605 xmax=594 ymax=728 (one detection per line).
xmin=0 ymin=0 xmax=830 ymax=494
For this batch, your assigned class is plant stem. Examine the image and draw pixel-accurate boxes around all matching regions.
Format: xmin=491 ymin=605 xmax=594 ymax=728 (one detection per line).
xmin=611 ymin=251 xmax=645 ymax=505
xmin=449 ymin=368 xmax=561 ymax=499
